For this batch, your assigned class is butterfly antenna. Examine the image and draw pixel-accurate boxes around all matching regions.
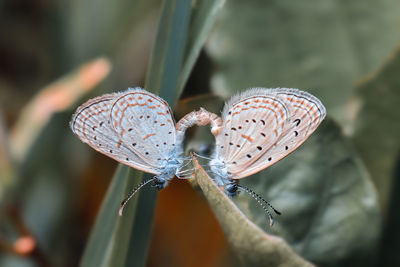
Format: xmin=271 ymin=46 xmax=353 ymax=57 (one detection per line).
xmin=237 ymin=184 xmax=281 ymax=215
xmin=236 ymin=185 xmax=281 ymax=227
xmin=119 ymin=177 xmax=156 ymax=216
xmin=192 ymin=152 xmax=213 ymax=161
xmin=177 ymin=168 xmax=195 ymax=174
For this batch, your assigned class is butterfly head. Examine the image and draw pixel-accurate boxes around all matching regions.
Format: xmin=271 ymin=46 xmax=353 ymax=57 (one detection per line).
xmin=225 ymin=182 xmax=239 ymax=197
xmin=153 ymin=177 xmax=167 ymax=190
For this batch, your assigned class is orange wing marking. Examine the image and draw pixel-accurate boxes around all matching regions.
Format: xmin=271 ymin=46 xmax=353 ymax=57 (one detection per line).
xmin=82 ymin=108 xmax=107 ymax=138
xmin=241 ymin=134 xmax=253 ymax=142
xmin=143 ymin=133 xmax=156 ymax=140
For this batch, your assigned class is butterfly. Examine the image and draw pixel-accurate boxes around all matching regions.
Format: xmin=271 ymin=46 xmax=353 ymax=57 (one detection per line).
xmin=183 ymin=88 xmax=326 ymax=225
xmin=70 ymin=88 xmax=192 ymax=215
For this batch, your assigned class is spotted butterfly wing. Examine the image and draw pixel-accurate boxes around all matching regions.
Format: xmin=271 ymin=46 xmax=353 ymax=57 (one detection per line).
xmin=214 ymin=88 xmax=326 ymax=179
xmin=70 ymin=88 xmax=176 ymax=175
xmin=110 ymin=89 xmax=178 ymax=171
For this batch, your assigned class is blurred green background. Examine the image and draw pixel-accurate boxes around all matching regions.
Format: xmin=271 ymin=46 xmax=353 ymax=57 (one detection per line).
xmin=0 ymin=0 xmax=399 ymax=266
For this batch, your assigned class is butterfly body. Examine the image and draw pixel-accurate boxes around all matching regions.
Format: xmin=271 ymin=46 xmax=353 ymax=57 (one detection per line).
xmin=153 ymin=157 xmax=183 ymax=189
xmin=208 ymin=158 xmax=230 ymax=184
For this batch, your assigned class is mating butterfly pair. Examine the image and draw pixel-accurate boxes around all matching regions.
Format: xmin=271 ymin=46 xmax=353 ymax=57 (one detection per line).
xmin=70 ymin=87 xmax=326 ymax=225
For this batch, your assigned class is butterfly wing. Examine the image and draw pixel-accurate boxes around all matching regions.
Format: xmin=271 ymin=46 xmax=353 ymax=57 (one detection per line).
xmin=110 ymin=88 xmax=177 ymax=172
xmin=215 ymin=88 xmax=326 ymax=179
xmin=70 ymin=91 xmax=160 ymax=174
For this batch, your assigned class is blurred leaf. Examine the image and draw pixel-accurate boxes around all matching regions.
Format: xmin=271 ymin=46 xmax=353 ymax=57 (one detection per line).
xmin=81 ymin=0 xmax=199 ymax=266
xmin=66 ymin=0 xmax=159 ymax=63
xmin=147 ymin=0 xmax=225 ymax=102
xmin=79 ymin=165 xmax=129 ymax=266
xmin=65 ymin=0 xmax=161 ymax=94
xmin=236 ymin=118 xmax=380 ymax=266
xmin=145 ymin=0 xmax=191 ymax=103
xmin=350 ymin=46 xmax=400 ymax=211
xmin=176 ymin=93 xmax=225 ymax=118
xmin=377 ymin=157 xmax=400 ymax=265
xmin=10 ymin=111 xmax=84 ymax=267
xmin=80 ymin=165 xmax=155 ymax=267
xmin=193 ymin=156 xmax=314 ymax=267
xmin=205 ymin=0 xmax=400 ymax=123
xmin=10 ymin=58 xmax=111 ymax=161
xmin=0 ymin=113 xmax=13 ymax=200
xmin=176 ymin=0 xmax=225 ymax=93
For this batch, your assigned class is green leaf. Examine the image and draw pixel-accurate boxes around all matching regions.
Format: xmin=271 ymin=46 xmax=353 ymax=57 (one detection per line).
xmin=80 ymin=165 xmax=157 ymax=267
xmin=147 ymin=0 xmax=225 ymax=101
xmin=205 ymin=0 xmax=400 ymax=123
xmin=176 ymin=0 xmax=225 ymax=93
xmin=193 ymin=156 xmax=315 ymax=267
xmin=145 ymin=0 xmax=192 ymax=103
xmin=107 ymin=169 xmax=158 ymax=267
xmin=351 ymin=46 xmax=400 ymax=211
xmin=236 ymin=118 xmax=380 ymax=266
xmin=80 ymin=0 xmax=226 ymax=265
xmin=0 ymin=113 xmax=13 ymax=202
xmin=79 ymin=165 xmax=130 ymax=266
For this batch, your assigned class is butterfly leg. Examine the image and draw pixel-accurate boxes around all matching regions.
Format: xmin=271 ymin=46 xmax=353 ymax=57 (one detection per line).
xmin=152 ymin=177 xmax=168 ymax=190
